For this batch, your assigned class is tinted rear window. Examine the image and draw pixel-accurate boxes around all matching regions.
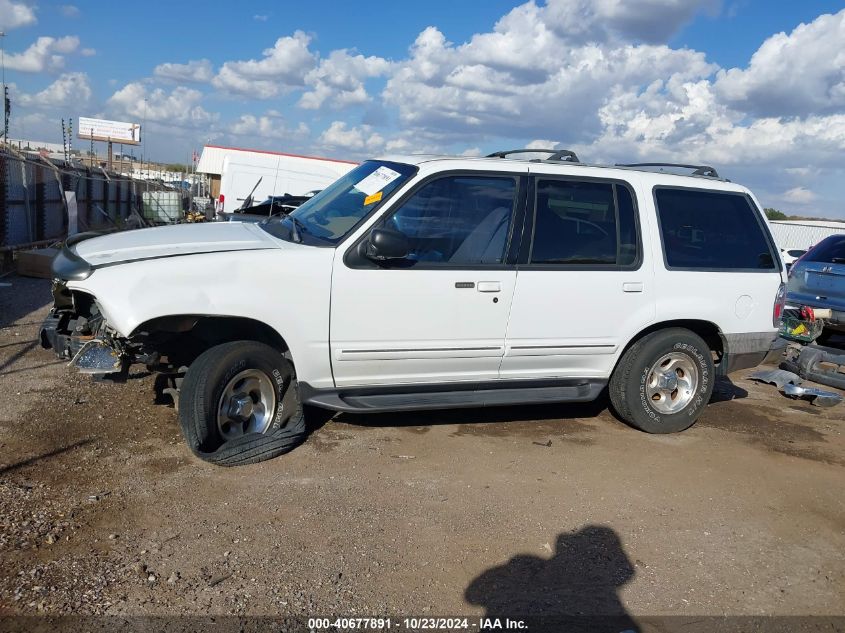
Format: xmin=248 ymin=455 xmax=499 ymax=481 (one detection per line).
xmin=806 ymin=235 xmax=845 ymax=264
xmin=654 ymin=188 xmax=777 ymax=270
xmin=530 ymin=180 xmax=639 ymax=266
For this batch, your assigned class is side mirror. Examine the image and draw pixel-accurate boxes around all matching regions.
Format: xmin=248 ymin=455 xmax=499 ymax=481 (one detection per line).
xmin=365 ymin=228 xmax=409 ymax=261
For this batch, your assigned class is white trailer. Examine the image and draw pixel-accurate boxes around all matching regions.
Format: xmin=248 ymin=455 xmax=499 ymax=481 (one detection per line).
xmin=769 ymin=220 xmax=845 ymax=251
xmin=216 ymin=150 xmax=357 ymax=213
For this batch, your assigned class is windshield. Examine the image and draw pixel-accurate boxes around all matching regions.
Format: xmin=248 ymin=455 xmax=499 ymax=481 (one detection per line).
xmin=260 ymin=160 xmax=417 ymax=245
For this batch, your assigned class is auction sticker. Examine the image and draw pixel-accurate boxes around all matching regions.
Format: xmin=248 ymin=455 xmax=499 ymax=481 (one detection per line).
xmin=354 ymin=166 xmax=402 ymax=196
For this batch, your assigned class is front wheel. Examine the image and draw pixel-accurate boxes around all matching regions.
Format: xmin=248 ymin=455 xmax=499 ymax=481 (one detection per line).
xmin=609 ymin=328 xmax=714 ymax=433
xmin=178 ymin=341 xmax=307 ymax=466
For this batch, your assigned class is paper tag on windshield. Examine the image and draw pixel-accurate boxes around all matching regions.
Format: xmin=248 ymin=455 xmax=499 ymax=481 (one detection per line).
xmin=354 ymin=166 xmax=401 ymax=197
xmin=363 ymin=191 xmax=383 ymax=205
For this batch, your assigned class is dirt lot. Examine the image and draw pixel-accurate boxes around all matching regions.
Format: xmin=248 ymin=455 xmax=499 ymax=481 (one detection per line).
xmin=1 ymin=274 xmax=843 ymax=629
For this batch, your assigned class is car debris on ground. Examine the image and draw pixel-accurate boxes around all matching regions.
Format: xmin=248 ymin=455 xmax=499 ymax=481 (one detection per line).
xmin=748 ymin=366 xmax=843 ymax=407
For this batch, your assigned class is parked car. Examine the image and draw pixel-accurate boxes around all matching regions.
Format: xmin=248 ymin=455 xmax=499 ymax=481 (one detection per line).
xmin=781 ymin=247 xmax=807 ymax=270
xmin=785 ymin=234 xmax=845 ymax=343
xmin=41 ymin=151 xmax=786 ymax=465
xmin=221 ymin=194 xmax=315 ymax=223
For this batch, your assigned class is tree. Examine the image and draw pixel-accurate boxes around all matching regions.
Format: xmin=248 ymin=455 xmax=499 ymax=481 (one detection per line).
xmin=764 ymin=208 xmax=787 ymax=221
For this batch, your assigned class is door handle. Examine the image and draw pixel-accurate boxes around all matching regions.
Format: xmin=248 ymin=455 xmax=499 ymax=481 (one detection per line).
xmin=623 ymin=282 xmax=643 ymax=293
xmin=477 ymin=281 xmax=501 ymax=293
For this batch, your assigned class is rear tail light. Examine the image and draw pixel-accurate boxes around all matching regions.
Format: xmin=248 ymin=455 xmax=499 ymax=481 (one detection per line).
xmin=218 ymin=194 xmax=225 ymax=212
xmin=773 ymin=282 xmax=786 ymax=327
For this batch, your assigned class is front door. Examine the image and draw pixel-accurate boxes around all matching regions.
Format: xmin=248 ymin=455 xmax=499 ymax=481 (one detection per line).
xmin=330 ymin=172 xmax=524 ymax=387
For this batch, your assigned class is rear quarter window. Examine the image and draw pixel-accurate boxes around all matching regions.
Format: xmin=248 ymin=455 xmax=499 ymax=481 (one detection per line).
xmin=654 ymin=188 xmax=777 ymax=271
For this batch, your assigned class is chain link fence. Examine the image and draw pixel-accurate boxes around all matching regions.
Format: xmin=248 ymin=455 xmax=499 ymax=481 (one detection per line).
xmin=0 ymin=147 xmax=189 ymax=253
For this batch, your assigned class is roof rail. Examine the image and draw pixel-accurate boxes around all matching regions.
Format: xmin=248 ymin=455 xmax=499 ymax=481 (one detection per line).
xmin=486 ymin=148 xmax=580 ymax=163
xmin=614 ymin=162 xmax=721 ymax=179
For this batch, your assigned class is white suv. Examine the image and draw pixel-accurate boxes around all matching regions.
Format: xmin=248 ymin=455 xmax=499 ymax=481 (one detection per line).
xmin=42 ymin=150 xmax=786 ymax=465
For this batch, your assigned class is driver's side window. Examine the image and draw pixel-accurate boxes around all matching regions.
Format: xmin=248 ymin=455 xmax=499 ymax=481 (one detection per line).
xmin=383 ymin=175 xmax=517 ymax=265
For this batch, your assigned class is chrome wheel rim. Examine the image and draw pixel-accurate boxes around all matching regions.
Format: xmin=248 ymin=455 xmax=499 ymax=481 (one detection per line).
xmin=217 ymin=369 xmax=276 ymax=440
xmin=645 ymin=352 xmax=699 ymax=414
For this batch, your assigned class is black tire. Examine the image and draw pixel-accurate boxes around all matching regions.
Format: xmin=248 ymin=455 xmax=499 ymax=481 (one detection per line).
xmin=609 ymin=328 xmax=714 ymax=434
xmin=178 ymin=341 xmax=307 ymax=466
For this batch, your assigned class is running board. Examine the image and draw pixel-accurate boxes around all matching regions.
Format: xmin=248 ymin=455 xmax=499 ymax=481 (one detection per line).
xmin=300 ymin=379 xmax=606 ymax=413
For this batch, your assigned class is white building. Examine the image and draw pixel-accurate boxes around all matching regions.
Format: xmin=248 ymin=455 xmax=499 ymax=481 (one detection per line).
xmin=769 ymin=219 xmax=845 ymax=250
xmin=196 ymin=144 xmax=356 ymax=205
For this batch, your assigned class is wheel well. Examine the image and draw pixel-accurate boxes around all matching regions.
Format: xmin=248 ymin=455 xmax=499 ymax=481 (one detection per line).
xmin=619 ymin=319 xmax=724 ymax=366
xmin=131 ymin=315 xmax=289 ymax=365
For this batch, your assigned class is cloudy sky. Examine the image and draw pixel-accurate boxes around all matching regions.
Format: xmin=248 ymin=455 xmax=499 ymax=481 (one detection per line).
xmin=2 ymin=0 xmax=844 ymax=217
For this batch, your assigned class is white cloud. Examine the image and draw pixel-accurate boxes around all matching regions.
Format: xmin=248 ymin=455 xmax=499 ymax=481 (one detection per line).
xmin=526 ymin=139 xmax=562 ymax=150
xmin=107 ymin=82 xmax=217 ymax=127
xmin=299 ymin=49 xmax=391 ymax=110
xmin=154 ymin=59 xmax=214 ymax=83
xmin=0 ymin=0 xmax=37 ymax=30
xmin=230 ymin=112 xmax=309 ymax=140
xmin=60 ymin=4 xmax=80 ymax=17
xmin=4 ymin=35 xmax=80 ymax=73
xmin=81 ymin=47 xmax=96 ymax=56
xmin=383 ymin=12 xmax=714 ymax=142
xmin=253 ymin=14 xmax=268 ymax=22
xmin=317 ymin=121 xmax=384 ymax=153
xmin=570 ymin=79 xmax=845 ymax=168
xmin=782 ymin=187 xmax=818 ymax=205
xmin=714 ymin=9 xmax=845 ymax=117
xmin=18 ymin=72 xmax=92 ymax=108
xmin=545 ymin=0 xmax=719 ymax=44
xmin=212 ymin=31 xmax=316 ymax=98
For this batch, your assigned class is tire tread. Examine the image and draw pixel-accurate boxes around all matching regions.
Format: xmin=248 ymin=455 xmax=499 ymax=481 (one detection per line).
xmin=178 ymin=341 xmax=307 ymax=466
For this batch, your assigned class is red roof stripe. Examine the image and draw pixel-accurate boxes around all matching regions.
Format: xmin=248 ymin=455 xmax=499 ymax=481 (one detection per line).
xmin=204 ymin=144 xmax=359 ymax=165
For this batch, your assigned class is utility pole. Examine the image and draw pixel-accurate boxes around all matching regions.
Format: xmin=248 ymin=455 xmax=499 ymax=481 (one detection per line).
xmin=1 ymin=30 xmax=9 ymax=140
xmin=143 ymin=97 xmax=147 ymax=180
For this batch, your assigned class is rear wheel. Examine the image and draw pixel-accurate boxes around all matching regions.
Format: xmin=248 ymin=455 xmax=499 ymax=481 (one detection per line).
xmin=178 ymin=341 xmax=307 ymax=466
xmin=609 ymin=328 xmax=714 ymax=433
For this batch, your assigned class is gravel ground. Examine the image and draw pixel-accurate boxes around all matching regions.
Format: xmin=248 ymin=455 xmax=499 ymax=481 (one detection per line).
xmin=0 ymin=275 xmax=843 ymax=629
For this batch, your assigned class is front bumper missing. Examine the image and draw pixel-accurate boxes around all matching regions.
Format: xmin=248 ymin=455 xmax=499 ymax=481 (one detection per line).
xmin=69 ymin=339 xmax=124 ymax=374
xmin=40 ymin=309 xmax=90 ymax=359
xmin=40 ymin=301 xmax=127 ymax=376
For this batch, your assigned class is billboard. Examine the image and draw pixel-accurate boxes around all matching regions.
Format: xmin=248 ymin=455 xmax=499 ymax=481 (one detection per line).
xmin=78 ymin=117 xmax=141 ymax=145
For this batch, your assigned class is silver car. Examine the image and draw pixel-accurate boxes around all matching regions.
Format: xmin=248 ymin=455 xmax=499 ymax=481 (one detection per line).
xmin=786 ymin=234 xmax=845 ymax=343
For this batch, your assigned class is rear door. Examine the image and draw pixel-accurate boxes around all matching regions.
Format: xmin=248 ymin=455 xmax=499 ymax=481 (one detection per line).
xmin=500 ymin=173 xmax=655 ymax=380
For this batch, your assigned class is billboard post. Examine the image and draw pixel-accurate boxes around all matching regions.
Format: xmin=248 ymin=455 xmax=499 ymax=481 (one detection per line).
xmin=78 ymin=117 xmax=141 ymax=169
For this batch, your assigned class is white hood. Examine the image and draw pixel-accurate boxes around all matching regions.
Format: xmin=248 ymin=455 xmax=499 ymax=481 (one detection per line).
xmin=73 ymin=222 xmax=278 ymax=266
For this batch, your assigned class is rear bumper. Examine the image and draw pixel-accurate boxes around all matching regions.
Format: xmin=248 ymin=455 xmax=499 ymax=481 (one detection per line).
xmin=719 ymin=331 xmax=780 ymax=375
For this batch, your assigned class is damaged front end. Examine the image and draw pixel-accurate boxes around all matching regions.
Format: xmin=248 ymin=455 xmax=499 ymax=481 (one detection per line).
xmin=39 ymin=280 xmax=131 ymax=377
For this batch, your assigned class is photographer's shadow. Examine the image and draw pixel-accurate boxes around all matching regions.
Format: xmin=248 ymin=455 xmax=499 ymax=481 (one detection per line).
xmin=465 ymin=525 xmax=639 ymax=633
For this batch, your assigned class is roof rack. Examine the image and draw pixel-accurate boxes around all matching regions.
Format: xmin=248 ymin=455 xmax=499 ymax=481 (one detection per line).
xmin=486 ymin=148 xmax=580 ymax=163
xmin=614 ymin=162 xmax=721 ymax=179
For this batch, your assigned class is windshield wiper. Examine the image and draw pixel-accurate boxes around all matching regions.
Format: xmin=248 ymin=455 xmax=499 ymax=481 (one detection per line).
xmin=288 ymin=215 xmax=306 ymax=243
